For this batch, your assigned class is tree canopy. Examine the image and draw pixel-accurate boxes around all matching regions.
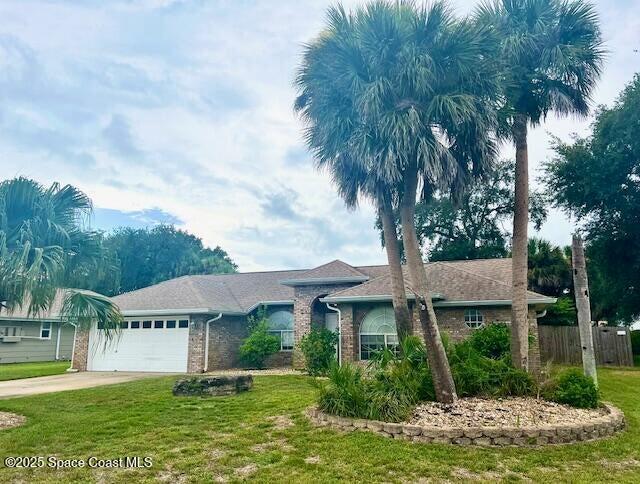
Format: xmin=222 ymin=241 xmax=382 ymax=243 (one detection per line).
xmin=403 ymin=159 xmax=546 ymax=261
xmin=101 ymin=225 xmax=237 ymax=295
xmin=544 ymin=74 xmax=640 ymax=324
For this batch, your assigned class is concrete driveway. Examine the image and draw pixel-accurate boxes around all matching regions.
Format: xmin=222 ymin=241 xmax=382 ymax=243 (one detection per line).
xmin=0 ymin=372 xmax=169 ymax=399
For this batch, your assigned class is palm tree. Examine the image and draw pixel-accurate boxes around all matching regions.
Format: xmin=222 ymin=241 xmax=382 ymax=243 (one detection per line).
xmin=0 ymin=177 xmax=122 ymax=334
xmin=475 ymin=0 xmax=604 ymax=370
xmin=295 ymin=1 xmax=499 ymax=402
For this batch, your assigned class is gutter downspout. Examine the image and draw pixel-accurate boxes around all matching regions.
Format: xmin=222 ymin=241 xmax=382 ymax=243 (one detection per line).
xmin=55 ymin=323 xmax=62 ymax=360
xmin=67 ymin=323 xmax=78 ymax=372
xmin=326 ymin=303 xmax=342 ymax=366
xmin=204 ymin=313 xmax=223 ymax=373
xmin=536 ymin=310 xmax=547 ymax=318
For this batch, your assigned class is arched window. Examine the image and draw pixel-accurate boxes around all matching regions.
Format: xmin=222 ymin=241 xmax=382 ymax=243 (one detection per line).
xmin=267 ymin=310 xmax=294 ymax=351
xmin=464 ymin=308 xmax=484 ymax=329
xmin=359 ymin=307 xmax=398 ymax=360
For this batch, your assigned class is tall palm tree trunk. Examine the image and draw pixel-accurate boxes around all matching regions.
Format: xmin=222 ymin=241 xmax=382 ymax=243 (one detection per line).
xmin=400 ymin=166 xmax=457 ymax=403
xmin=511 ymin=113 xmax=530 ymax=371
xmin=378 ymin=196 xmax=413 ymax=340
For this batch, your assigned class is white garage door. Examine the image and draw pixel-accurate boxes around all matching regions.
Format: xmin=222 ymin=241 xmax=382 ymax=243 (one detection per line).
xmin=88 ymin=317 xmax=190 ymax=372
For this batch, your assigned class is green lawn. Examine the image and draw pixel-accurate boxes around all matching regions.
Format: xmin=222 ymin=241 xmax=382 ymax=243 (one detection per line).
xmin=0 ymin=369 xmax=639 ymax=483
xmin=0 ymin=361 xmax=70 ymax=381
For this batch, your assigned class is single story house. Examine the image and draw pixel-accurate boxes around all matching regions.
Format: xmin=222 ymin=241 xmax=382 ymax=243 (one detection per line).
xmin=71 ymin=258 xmax=555 ymax=373
xmin=0 ymin=291 xmax=75 ymax=364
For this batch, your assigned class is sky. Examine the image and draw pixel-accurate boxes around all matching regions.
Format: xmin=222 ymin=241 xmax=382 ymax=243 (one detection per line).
xmin=0 ymin=0 xmax=638 ymax=272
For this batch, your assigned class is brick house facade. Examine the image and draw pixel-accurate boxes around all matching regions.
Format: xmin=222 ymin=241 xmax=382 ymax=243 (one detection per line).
xmin=71 ymin=258 xmax=554 ymax=373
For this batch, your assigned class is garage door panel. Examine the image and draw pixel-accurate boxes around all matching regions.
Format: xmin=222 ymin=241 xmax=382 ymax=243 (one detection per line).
xmin=88 ymin=324 xmax=189 ymax=373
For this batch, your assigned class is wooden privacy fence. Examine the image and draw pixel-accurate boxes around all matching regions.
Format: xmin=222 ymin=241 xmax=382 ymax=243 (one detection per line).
xmin=539 ymin=325 xmax=634 ymax=367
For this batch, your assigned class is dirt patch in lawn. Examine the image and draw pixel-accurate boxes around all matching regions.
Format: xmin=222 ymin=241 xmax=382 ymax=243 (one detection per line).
xmin=251 ymin=438 xmax=294 ymax=453
xmin=0 ymin=411 xmax=25 ymax=430
xmin=267 ymin=414 xmax=295 ymax=430
xmin=410 ymin=397 xmax=606 ymax=428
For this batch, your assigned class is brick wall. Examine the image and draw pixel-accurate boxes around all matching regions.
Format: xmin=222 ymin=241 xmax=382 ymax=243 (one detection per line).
xmin=187 ymin=315 xmax=206 ymax=373
xmin=292 ymin=283 xmax=356 ymax=368
xmin=339 ymin=302 xmax=542 ymax=369
xmin=71 ymin=328 xmax=89 ymax=371
xmin=206 ymin=315 xmax=247 ymax=370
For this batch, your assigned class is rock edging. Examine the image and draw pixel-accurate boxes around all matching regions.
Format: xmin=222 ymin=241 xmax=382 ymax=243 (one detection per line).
xmin=306 ymin=403 xmax=624 ymax=446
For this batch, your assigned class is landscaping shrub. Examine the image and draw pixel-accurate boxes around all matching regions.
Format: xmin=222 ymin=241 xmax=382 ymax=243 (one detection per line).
xmin=368 ymin=336 xmax=435 ymax=420
xmin=299 ymin=327 xmax=338 ymax=376
xmin=239 ymin=320 xmax=280 ymax=369
xmin=448 ymin=339 xmax=536 ymax=398
xmin=541 ymin=368 xmax=599 ymax=409
xmin=317 ymin=363 xmax=369 ymax=418
xmin=466 ymin=323 xmax=511 ymax=360
xmin=317 ymin=337 xmax=434 ymax=422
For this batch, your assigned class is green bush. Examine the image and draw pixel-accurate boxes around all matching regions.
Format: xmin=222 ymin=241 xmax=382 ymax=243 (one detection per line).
xmin=317 ymin=363 xmax=369 ymax=418
xmin=448 ymin=339 xmax=536 ymax=398
xmin=466 ymin=323 xmax=511 ymax=360
xmin=299 ymin=327 xmax=338 ymax=376
xmin=631 ymin=330 xmax=640 ymax=356
xmin=317 ymin=337 xmax=434 ymax=422
xmin=541 ymin=368 xmax=599 ymax=409
xmin=539 ymin=296 xmax=577 ymax=326
xmin=239 ymin=320 xmax=280 ymax=369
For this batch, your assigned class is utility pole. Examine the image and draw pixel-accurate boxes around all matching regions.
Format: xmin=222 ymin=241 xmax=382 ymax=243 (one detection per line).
xmin=571 ymin=234 xmax=598 ymax=387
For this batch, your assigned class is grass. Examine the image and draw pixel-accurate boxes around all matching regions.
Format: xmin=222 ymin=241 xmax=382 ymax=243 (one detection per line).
xmin=0 ymin=369 xmax=639 ymax=483
xmin=0 ymin=361 xmax=70 ymax=381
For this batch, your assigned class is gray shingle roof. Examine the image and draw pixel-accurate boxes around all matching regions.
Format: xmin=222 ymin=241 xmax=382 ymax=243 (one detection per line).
xmin=322 ymin=261 xmax=546 ymax=303
xmin=112 ymin=258 xmax=553 ymax=315
xmin=0 ymin=290 xmax=67 ymax=320
xmin=280 ymin=260 xmax=368 ymax=285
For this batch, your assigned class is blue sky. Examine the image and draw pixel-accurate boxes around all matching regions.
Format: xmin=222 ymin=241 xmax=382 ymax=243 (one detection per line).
xmin=1 ymin=0 xmax=638 ymax=271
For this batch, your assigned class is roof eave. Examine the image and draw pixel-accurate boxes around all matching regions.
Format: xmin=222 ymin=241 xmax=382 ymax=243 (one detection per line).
xmin=433 ymin=298 xmax=557 ymax=307
xmin=120 ymin=300 xmax=296 ymax=318
xmin=319 ymin=296 xmax=557 ymax=306
xmin=280 ymin=276 xmax=369 ymax=287
xmin=321 ymin=293 xmax=445 ymax=304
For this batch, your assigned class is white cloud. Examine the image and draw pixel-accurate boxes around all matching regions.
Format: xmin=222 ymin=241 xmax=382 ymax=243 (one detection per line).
xmin=0 ymin=0 xmax=637 ymax=271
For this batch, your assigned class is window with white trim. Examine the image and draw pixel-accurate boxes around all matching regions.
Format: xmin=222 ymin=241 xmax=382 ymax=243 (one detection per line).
xmin=359 ymin=307 xmax=399 ymax=360
xmin=40 ymin=321 xmax=52 ymax=339
xmin=464 ymin=309 xmax=484 ymax=329
xmin=267 ymin=310 xmax=294 ymax=351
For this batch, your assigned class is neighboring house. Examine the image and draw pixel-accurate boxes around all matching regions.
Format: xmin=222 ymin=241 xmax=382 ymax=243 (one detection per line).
xmin=71 ymin=258 xmax=556 ymax=373
xmin=0 ymin=291 xmax=75 ymax=364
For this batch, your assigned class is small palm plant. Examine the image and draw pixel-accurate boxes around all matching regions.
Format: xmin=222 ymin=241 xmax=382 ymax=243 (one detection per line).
xmin=474 ymin=0 xmax=604 ymax=370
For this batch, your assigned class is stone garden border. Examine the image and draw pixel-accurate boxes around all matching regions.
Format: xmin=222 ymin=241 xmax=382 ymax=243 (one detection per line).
xmin=306 ymin=403 xmax=625 ymax=446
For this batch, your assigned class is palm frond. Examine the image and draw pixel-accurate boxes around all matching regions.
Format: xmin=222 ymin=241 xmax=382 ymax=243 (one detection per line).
xmin=61 ymin=289 xmax=122 ymax=341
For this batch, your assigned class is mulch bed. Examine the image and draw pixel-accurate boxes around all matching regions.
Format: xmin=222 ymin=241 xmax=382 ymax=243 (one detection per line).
xmin=410 ymin=397 xmax=606 ymax=428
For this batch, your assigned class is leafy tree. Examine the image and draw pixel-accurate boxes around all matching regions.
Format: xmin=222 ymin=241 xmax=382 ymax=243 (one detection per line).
xmin=103 ymin=225 xmax=237 ymax=294
xmin=295 ymin=0 xmax=499 ymax=402
xmin=475 ymin=0 xmax=604 ymax=370
xmin=0 ymin=177 xmax=122 ymax=332
xmin=540 ymin=296 xmax=577 ymax=326
xmin=527 ymin=238 xmax=577 ymax=325
xmin=405 ymin=159 xmax=546 ymax=261
xmin=527 ymin=238 xmax=572 ymax=297
xmin=544 ymin=75 xmax=640 ymax=324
